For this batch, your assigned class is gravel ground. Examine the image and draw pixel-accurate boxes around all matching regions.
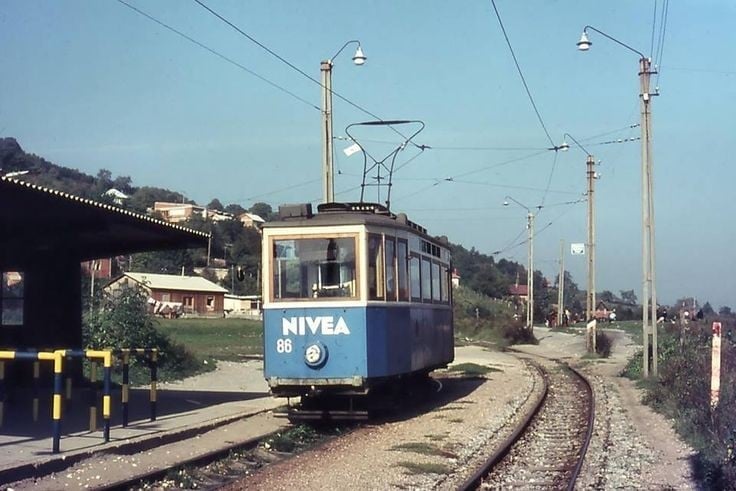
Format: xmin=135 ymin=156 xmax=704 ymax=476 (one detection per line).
xmin=516 ymin=326 xmax=697 ymax=490
xmin=225 ymin=346 xmax=540 ymax=491
xmin=6 ymin=329 xmax=697 ymax=490
xmin=231 ymin=328 xmax=697 ymax=490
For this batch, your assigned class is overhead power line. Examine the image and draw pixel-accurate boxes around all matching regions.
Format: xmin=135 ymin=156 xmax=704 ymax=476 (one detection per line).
xmin=115 ymin=0 xmax=319 ymax=111
xmin=489 ymin=0 xmax=555 ymax=148
xmin=192 ymin=0 xmax=419 ymax=147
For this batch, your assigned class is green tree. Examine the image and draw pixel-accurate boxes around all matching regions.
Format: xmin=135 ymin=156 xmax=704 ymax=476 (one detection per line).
xmin=83 ymin=285 xmax=200 ymax=381
xmin=207 ymin=198 xmax=224 ymax=211
xmin=702 ymin=302 xmax=715 ymax=316
xmin=249 ymin=202 xmax=273 ymax=221
xmin=620 ymin=289 xmax=637 ymax=305
xmin=719 ymin=305 xmax=732 ymax=317
xmin=224 ymin=203 xmax=246 ymax=216
xmin=84 ymin=285 xmax=160 ymax=349
xmin=599 ymin=290 xmax=616 ymax=303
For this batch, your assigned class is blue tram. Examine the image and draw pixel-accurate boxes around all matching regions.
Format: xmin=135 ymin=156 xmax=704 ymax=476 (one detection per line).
xmin=261 ymin=202 xmax=453 ymax=416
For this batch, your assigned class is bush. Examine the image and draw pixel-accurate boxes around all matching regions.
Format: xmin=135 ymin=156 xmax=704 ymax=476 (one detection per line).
xmin=595 ymin=331 xmax=613 ymax=357
xmin=83 ymin=285 xmax=201 ymax=382
xmin=501 ymin=323 xmax=537 ymax=345
xmin=626 ymin=321 xmax=736 ymax=488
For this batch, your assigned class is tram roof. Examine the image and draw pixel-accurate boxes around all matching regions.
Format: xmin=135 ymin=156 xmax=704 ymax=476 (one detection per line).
xmin=263 ymin=202 xmax=448 ymax=247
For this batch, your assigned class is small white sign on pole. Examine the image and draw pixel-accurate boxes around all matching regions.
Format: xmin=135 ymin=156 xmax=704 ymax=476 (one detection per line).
xmin=571 ymin=243 xmax=585 ymax=255
xmin=343 ymin=143 xmax=362 ymax=157
xmin=711 ymin=321 xmax=722 ymax=409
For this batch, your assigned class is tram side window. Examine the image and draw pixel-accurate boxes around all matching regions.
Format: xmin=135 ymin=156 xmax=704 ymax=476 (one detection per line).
xmin=1 ymin=271 xmax=24 ymax=326
xmin=409 ymin=255 xmax=421 ymax=302
xmin=441 ymin=265 xmax=450 ymax=303
xmin=431 ymin=262 xmax=441 ymax=302
xmin=385 ymin=238 xmax=397 ymax=301
xmin=397 ymin=240 xmax=409 ymax=301
xmin=272 ymin=237 xmax=356 ymax=300
xmin=368 ymin=234 xmax=385 ymax=300
xmin=421 ymin=257 xmax=432 ymax=302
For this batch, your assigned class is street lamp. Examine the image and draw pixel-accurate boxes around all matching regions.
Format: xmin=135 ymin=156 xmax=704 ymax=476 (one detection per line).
xmin=504 ymin=196 xmax=536 ymax=332
xmin=578 ymin=25 xmax=658 ymax=376
xmin=321 ymin=40 xmax=366 ymax=203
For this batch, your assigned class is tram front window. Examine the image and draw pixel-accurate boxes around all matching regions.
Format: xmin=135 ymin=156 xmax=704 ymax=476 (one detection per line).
xmin=273 ymin=237 xmax=357 ymax=300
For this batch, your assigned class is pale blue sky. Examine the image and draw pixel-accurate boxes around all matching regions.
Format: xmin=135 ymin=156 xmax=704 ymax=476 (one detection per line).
xmin=2 ymin=1 xmax=735 ymax=309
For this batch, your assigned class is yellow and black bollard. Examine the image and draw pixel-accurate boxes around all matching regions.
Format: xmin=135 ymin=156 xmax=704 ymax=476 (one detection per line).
xmin=88 ymin=360 xmax=98 ymax=432
xmin=32 ymin=360 xmax=40 ymax=422
xmin=85 ymin=350 xmax=112 ymax=442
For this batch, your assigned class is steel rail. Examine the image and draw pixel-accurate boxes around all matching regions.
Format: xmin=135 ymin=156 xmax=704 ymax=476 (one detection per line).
xmin=458 ymin=360 xmax=549 ymax=491
xmin=458 ymin=354 xmax=595 ymax=491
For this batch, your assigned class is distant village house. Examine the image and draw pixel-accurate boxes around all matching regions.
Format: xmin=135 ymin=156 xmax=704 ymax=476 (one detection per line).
xmin=105 ymin=272 xmax=228 ymax=317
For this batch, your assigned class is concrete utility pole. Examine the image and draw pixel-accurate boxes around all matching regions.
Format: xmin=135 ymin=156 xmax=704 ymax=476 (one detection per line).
xmin=560 ymin=134 xmax=596 ymax=328
xmin=639 ymin=55 xmax=658 ymax=377
xmin=321 ymin=60 xmax=335 ymax=203
xmin=586 ymin=154 xmax=596 ymax=324
xmin=577 ymin=26 xmax=657 ymax=375
xmin=504 ymin=196 xmax=535 ymax=332
xmin=527 ymin=212 xmax=535 ymax=332
xmin=321 ymin=41 xmax=366 ymax=204
xmin=558 ymin=240 xmax=565 ymax=327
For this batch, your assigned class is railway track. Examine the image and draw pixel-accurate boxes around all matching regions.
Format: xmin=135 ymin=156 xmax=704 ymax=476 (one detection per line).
xmin=460 ymin=356 xmax=595 ymax=490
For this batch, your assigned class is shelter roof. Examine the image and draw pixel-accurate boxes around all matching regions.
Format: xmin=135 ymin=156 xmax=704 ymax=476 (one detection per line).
xmin=0 ymin=177 xmax=209 ymax=268
xmin=122 ymin=272 xmax=228 ymax=293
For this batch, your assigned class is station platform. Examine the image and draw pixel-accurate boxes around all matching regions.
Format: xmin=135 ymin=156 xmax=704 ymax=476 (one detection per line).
xmin=0 ymin=369 xmax=285 ymax=487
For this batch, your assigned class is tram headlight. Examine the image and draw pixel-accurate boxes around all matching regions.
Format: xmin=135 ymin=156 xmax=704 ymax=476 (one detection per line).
xmin=304 ymin=342 xmax=328 ymax=368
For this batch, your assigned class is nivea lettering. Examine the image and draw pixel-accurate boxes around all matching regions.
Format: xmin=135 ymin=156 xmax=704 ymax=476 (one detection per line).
xmin=282 ymin=316 xmax=350 ymax=336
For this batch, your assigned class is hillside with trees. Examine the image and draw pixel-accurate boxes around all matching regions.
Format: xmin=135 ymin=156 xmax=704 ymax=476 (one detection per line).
xmin=2 ymin=136 xmax=654 ymax=322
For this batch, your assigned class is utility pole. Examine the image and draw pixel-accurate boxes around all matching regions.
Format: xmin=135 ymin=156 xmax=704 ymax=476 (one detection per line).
xmin=586 ymin=154 xmax=597 ymax=324
xmin=321 ymin=60 xmax=335 ymax=203
xmin=639 ymin=56 xmax=657 ymax=377
xmin=558 ymin=240 xmax=565 ymax=327
xmin=527 ymin=212 xmax=535 ymax=332
xmin=576 ymin=25 xmax=658 ymax=376
xmin=320 ymin=41 xmax=366 ymax=204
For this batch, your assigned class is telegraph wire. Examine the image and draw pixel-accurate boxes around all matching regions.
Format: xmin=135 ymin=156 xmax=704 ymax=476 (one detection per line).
xmin=115 ymin=0 xmax=319 ymax=111
xmin=489 ymin=0 xmax=555 ymax=148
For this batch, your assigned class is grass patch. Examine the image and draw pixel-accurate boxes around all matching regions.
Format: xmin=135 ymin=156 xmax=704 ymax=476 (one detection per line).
xmin=391 ymin=442 xmax=457 ymax=458
xmin=425 ymin=433 xmax=449 ymax=442
xmin=396 ymin=461 xmax=452 ymax=475
xmin=448 ymin=362 xmax=499 ymax=376
xmin=449 ymin=418 xmax=464 ymax=423
xmin=263 ymin=424 xmax=320 ymax=453
xmin=157 ymin=317 xmax=263 ymax=361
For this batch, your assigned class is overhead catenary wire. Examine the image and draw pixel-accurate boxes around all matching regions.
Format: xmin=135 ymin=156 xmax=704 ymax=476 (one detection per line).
xmin=649 ymin=0 xmax=659 ymax=59
xmin=192 ymin=0 xmax=420 ymax=148
xmin=115 ymin=0 xmax=319 ymax=111
xmin=654 ymin=0 xmax=670 ymax=87
xmin=489 ymin=0 xmax=555 ymax=149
